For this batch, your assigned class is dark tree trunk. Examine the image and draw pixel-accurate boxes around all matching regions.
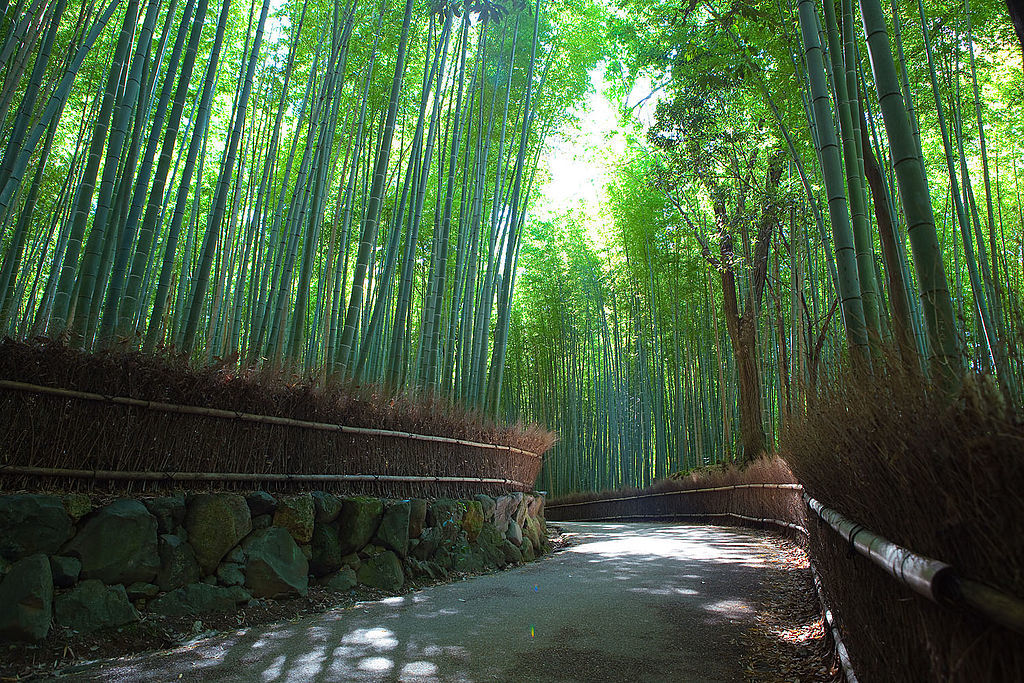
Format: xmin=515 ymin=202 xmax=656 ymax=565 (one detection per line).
xmin=1008 ymin=0 xmax=1024 ymax=68
xmin=719 ymin=231 xmax=768 ymax=461
xmin=861 ymin=123 xmax=916 ymax=368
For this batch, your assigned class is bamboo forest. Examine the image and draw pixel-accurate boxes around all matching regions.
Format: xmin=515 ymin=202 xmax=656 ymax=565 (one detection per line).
xmin=0 ymin=0 xmax=1023 ymax=678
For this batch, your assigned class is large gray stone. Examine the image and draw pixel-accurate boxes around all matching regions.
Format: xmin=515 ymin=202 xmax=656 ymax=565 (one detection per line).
xmin=426 ymin=499 xmax=462 ymax=529
xmin=242 ymin=527 xmax=308 ymax=598
xmin=513 ymin=493 xmax=529 ymax=527
xmin=474 ymin=494 xmax=496 ymax=522
xmin=411 ymin=526 xmax=443 ymax=561
xmin=492 ymin=494 xmax=520 ymax=534
xmin=337 ymin=497 xmax=383 ymax=555
xmin=0 ymin=494 xmax=73 ymax=561
xmin=63 ymin=499 xmax=159 ymax=585
xmin=523 ymin=515 xmax=543 ymax=553
xmin=156 ymin=534 xmax=201 ymax=591
xmin=0 ymin=554 xmax=52 ymax=641
xmin=149 ymin=583 xmax=251 ymax=617
xmin=143 ymin=495 xmax=185 ymax=534
xmin=408 ymin=499 xmax=428 ymax=539
xmin=49 ymin=555 xmax=81 ymax=588
xmin=505 ymin=518 xmax=523 ymax=547
xmin=475 ymin=523 xmax=506 ymax=568
xmin=526 ymin=493 xmax=545 ymax=521
xmin=373 ymin=501 xmax=411 ymax=558
xmin=185 ymin=494 xmax=251 ymax=574
xmin=311 ymin=492 xmax=342 ymax=524
xmin=245 ymin=491 xmax=277 ymax=517
xmin=273 ymin=495 xmax=314 ymax=544
xmin=356 ymin=551 xmax=403 ymax=592
xmin=54 ymin=580 xmax=137 ymax=633
xmin=501 ymin=540 xmax=523 ymax=565
xmin=520 ymin=535 xmax=536 ymax=562
xmin=216 ymin=563 xmax=245 ymax=587
xmin=309 ymin=523 xmax=343 ymax=577
xmin=451 ymin=537 xmax=484 ymax=573
xmin=319 ymin=567 xmax=357 ymax=592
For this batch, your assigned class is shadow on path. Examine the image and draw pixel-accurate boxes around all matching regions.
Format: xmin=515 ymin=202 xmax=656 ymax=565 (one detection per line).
xmin=63 ymin=523 xmax=800 ymax=682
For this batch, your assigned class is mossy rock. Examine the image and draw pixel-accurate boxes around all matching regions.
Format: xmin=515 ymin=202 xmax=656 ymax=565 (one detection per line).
xmin=245 ymin=491 xmax=277 ymax=517
xmin=64 ymin=499 xmax=159 ymax=585
xmin=312 ymin=491 xmax=343 ymax=524
xmin=242 ymin=527 xmax=309 ymax=599
xmin=356 ymin=551 xmax=404 ymax=592
xmin=156 ymin=534 xmax=200 ymax=592
xmin=0 ymin=554 xmax=52 ymax=641
xmin=142 ymin=495 xmax=185 ymax=534
xmin=474 ymin=494 xmax=496 ymax=522
xmin=452 ymin=538 xmax=485 ymax=574
xmin=273 ymin=495 xmax=315 ymax=544
xmin=474 ymin=523 xmax=506 ymax=567
xmin=411 ymin=526 xmax=443 ymax=561
xmin=55 ymin=580 xmax=137 ymax=633
xmin=149 ymin=583 xmax=251 ymax=617
xmin=408 ymin=499 xmax=428 ymax=539
xmin=501 ymin=540 xmax=523 ymax=565
xmin=522 ymin=514 xmax=543 ymax=551
xmin=337 ymin=497 xmax=383 ymax=555
xmin=319 ymin=567 xmax=357 ymax=592
xmin=462 ymin=501 xmax=484 ymax=542
xmin=522 ymin=536 xmax=536 ymax=562
xmin=309 ymin=522 xmax=343 ymax=577
xmin=62 ymin=493 xmax=93 ymax=523
xmin=185 ymin=494 xmax=252 ymax=575
xmin=0 ymin=494 xmax=73 ymax=561
xmin=374 ymin=501 xmax=411 ymax=558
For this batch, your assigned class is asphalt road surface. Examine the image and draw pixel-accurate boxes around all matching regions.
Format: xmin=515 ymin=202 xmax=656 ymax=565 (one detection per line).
xmin=65 ymin=523 xmax=791 ymax=682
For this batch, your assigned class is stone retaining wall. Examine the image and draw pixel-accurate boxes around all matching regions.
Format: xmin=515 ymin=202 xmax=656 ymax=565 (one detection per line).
xmin=0 ymin=489 xmax=549 ymax=641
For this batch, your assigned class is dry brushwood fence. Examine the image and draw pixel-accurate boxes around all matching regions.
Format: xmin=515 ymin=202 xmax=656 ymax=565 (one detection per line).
xmin=546 ymin=457 xmax=1024 ymax=682
xmin=0 ymin=341 xmax=553 ymax=497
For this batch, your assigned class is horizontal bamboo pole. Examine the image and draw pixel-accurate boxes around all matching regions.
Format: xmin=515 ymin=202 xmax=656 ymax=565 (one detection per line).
xmin=565 ymin=512 xmax=809 ymax=535
xmin=806 ymin=493 xmax=1024 ymax=636
xmin=953 ymin=577 xmax=1024 ymax=636
xmin=0 ymin=379 xmax=540 ymax=458
xmin=810 ymin=562 xmax=859 ymax=683
xmin=546 ymin=482 xmax=804 ymax=509
xmin=804 ymin=493 xmax=954 ymax=602
xmin=0 ymin=464 xmax=530 ymax=489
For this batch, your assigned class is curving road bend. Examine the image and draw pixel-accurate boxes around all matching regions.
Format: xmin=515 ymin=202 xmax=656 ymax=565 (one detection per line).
xmin=63 ymin=523 xmax=802 ymax=682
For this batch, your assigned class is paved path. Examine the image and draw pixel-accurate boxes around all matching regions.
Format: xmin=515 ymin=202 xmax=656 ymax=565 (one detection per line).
xmin=66 ymin=523 xmax=790 ymax=682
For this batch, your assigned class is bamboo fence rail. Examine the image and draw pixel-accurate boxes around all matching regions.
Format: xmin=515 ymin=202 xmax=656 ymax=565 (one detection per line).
xmin=804 ymin=493 xmax=1024 ymax=636
xmin=0 ymin=379 xmax=541 ymax=459
xmin=545 ymin=482 xmax=804 ymax=508
xmin=0 ymin=465 xmax=529 ymax=489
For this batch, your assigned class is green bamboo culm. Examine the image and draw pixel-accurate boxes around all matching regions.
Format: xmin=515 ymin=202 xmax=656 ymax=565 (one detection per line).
xmin=796 ymin=0 xmax=870 ymax=362
xmin=859 ymin=0 xmax=961 ymax=387
xmin=821 ymin=0 xmax=881 ymax=348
